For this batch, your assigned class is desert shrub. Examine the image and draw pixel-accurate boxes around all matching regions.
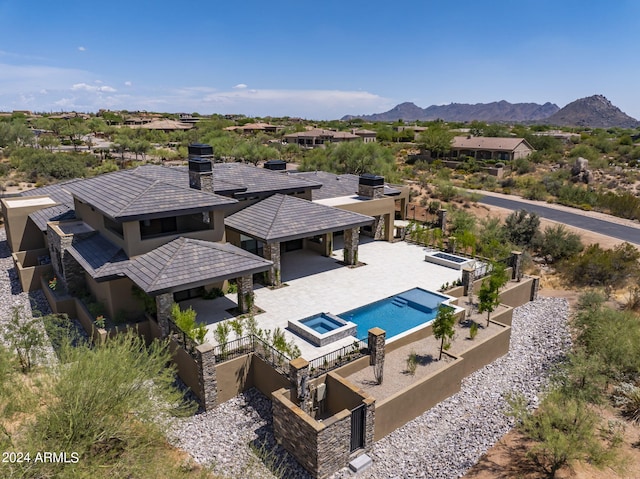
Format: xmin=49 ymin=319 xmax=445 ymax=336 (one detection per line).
xmin=171 ymin=303 xmax=207 ymax=344
xmin=503 ymin=209 xmax=540 ymax=248
xmin=508 ymin=390 xmax=622 ymax=479
xmin=406 ymin=351 xmax=418 ymax=375
xmin=536 ymin=224 xmax=583 ymax=263
xmin=563 ymin=242 xmax=639 ymax=289
xmin=23 ymin=333 xmax=194 ymax=476
xmin=568 ymin=144 xmax=599 ymax=162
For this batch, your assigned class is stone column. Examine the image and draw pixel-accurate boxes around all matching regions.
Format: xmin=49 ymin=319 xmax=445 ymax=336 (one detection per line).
xmin=383 ymin=213 xmax=393 ymax=242
xmin=237 ymin=274 xmax=254 ymax=313
xmin=368 ymin=327 xmax=386 ymax=384
xmin=462 ymin=266 xmax=475 ymax=297
xmin=343 ymin=227 xmax=360 ymax=266
xmin=447 ymin=236 xmax=456 ymax=254
xmin=322 ymin=232 xmax=333 ymax=257
xmin=290 ymin=357 xmax=312 ymax=414
xmin=196 ymin=342 xmax=217 ymax=410
xmin=263 ymin=242 xmax=281 ymax=286
xmin=531 ymin=276 xmax=540 ymax=301
xmin=155 ymin=292 xmax=173 ymax=338
xmin=372 ymin=215 xmax=384 ymax=240
xmin=437 ymin=208 xmax=447 ymax=234
xmin=511 ymin=250 xmax=523 ymax=282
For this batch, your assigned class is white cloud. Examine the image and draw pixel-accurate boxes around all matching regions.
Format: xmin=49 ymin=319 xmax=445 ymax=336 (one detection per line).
xmin=233 ymin=83 xmax=247 ymax=89
xmin=71 ymin=82 xmax=117 ymax=93
xmin=78 ymin=46 xmax=86 ymax=52
xmin=124 ymin=81 xmax=132 ymax=86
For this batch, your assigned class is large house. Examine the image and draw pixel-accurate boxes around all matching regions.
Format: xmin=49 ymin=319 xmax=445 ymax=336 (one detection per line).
xmin=449 ymin=136 xmax=534 ymax=161
xmin=283 ymin=128 xmax=360 ymax=148
xmin=2 ymin=144 xmax=408 ymax=324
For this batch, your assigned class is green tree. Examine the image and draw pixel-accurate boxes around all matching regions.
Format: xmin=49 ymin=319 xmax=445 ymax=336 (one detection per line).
xmin=433 ymin=305 xmax=456 ymax=360
xmin=478 ymin=263 xmax=508 ymax=326
xmin=417 ymin=123 xmax=454 ymax=159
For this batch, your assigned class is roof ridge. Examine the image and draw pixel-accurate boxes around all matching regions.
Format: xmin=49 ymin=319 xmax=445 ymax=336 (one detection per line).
xmin=147 ymin=237 xmax=186 ymax=291
xmin=265 ymin=194 xmax=286 ymax=240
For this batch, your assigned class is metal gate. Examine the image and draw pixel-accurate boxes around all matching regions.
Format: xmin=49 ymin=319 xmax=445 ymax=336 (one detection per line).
xmin=350 ymin=404 xmax=366 ymax=452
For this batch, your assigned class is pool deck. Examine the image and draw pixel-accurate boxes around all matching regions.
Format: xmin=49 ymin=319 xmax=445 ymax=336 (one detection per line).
xmin=183 ymin=239 xmax=462 ymax=361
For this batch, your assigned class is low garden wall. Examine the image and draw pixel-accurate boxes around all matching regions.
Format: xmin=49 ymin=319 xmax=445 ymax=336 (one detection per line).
xmin=13 ymin=248 xmax=52 ymax=292
xmin=374 ymin=352 xmax=464 ymax=441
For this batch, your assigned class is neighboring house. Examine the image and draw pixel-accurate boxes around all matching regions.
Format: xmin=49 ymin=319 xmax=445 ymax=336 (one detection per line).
xmin=449 ymin=136 xmax=534 ymax=161
xmin=2 ymin=144 xmax=408 ymax=324
xmin=224 ymin=122 xmax=284 ymax=134
xmin=351 ymin=129 xmax=377 ymax=143
xmin=283 ymin=128 xmax=360 ymax=148
xmin=128 ymin=119 xmax=194 ymax=131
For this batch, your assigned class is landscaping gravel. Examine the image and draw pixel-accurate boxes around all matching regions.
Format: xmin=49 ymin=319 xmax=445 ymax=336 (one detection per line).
xmin=0 ymin=228 xmax=52 ymax=338
xmin=168 ymin=294 xmax=571 ymax=479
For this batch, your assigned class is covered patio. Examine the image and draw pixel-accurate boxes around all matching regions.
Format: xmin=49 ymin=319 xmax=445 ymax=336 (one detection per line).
xmin=225 ymin=194 xmax=374 ymax=287
xmin=124 ymin=237 xmax=272 ymax=336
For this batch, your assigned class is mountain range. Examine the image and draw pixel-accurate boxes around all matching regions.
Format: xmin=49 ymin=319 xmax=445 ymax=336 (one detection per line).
xmin=342 ymin=95 xmax=639 ymax=128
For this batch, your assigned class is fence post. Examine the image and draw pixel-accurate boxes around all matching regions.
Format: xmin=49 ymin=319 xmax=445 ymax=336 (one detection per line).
xmin=368 ymin=328 xmax=386 ymax=384
xmin=196 ymin=342 xmax=218 ymax=410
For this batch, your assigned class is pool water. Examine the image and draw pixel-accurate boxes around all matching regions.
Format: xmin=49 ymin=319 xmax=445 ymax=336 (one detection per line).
xmin=301 ymin=313 xmax=345 ymax=334
xmin=338 ymin=287 xmax=449 ymax=340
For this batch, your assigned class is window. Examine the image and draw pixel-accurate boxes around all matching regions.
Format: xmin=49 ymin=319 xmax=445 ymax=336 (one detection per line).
xmin=104 ymin=216 xmax=124 ymax=238
xmin=140 ymin=217 xmax=177 ymax=239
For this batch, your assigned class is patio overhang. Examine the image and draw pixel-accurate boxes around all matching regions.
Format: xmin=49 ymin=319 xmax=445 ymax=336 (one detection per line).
xmin=224 ymin=193 xmax=374 ymax=244
xmin=125 ymin=237 xmax=272 ymax=295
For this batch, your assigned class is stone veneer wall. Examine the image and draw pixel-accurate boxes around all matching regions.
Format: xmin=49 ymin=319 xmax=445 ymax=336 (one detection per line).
xmin=46 ymin=224 xmax=94 ymax=294
xmin=272 ymin=372 xmax=375 ymax=479
xmin=343 ymin=227 xmax=360 ymax=265
xmin=263 ymin=242 xmax=281 ymax=286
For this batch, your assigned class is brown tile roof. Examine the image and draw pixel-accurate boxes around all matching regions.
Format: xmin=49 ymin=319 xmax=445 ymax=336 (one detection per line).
xmin=451 ymin=136 xmax=533 ymax=151
xmin=125 ymin=237 xmax=272 ymax=294
xmin=63 ymin=170 xmax=236 ymax=221
xmin=225 ymin=193 xmax=373 ymax=243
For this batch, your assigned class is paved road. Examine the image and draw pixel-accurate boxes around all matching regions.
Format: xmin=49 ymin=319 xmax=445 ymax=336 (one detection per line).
xmin=479 ymin=195 xmax=640 ymax=245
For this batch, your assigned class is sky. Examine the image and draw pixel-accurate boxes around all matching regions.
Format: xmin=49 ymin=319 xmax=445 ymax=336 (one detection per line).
xmin=1 ymin=0 xmax=640 ymax=120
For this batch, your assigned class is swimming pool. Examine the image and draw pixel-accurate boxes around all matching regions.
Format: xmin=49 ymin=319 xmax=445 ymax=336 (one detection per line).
xmin=338 ymin=287 xmax=451 ymax=340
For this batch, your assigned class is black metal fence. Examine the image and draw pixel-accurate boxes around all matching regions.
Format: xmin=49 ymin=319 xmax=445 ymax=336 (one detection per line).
xmin=308 ymin=339 xmax=368 ymax=379
xmin=253 ymin=335 xmax=290 ymax=375
xmin=213 ymin=335 xmax=255 ymax=363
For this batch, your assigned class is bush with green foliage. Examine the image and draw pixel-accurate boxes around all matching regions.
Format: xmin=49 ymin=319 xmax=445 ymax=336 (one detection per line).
xmin=562 ymin=242 xmax=640 ymax=289
xmin=535 ymin=224 xmax=583 ymax=263
xmin=508 ymin=390 xmax=622 ymax=478
xmin=171 ymin=303 xmax=207 ymax=344
xmin=21 ymin=333 xmax=195 ymax=477
xmin=503 ymin=209 xmax=540 ymax=248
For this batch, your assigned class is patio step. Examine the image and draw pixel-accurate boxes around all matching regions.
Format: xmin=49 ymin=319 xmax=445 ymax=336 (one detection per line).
xmin=391 ymin=297 xmax=408 ymax=308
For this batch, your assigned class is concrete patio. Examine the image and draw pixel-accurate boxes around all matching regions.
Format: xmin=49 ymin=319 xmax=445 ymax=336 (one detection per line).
xmin=183 ymin=238 xmax=462 ymax=360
